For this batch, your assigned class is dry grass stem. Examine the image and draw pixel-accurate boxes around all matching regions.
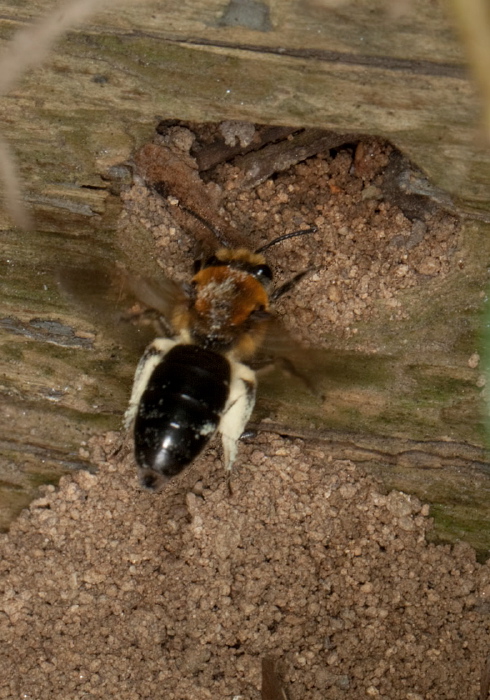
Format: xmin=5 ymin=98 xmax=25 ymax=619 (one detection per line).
xmin=0 ymin=0 xmax=122 ymax=228
xmin=0 ymin=0 xmax=117 ymax=96
xmin=450 ymin=0 xmax=490 ymax=141
xmin=0 ymin=135 xmax=32 ymax=230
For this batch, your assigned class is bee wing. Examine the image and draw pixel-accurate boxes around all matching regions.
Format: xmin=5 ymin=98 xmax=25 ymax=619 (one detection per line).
xmin=254 ymin=316 xmax=319 ymax=393
xmin=123 ymin=272 xmax=187 ymax=319
xmin=57 ymin=263 xmax=187 ymax=353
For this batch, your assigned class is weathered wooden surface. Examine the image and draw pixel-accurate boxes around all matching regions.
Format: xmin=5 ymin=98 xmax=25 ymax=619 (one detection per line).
xmin=0 ymin=0 xmax=487 ymax=216
xmin=0 ymin=1 xmax=490 ymax=551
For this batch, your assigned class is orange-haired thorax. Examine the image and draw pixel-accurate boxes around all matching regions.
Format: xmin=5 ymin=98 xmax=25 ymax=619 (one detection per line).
xmin=189 ymin=263 xmax=270 ymax=356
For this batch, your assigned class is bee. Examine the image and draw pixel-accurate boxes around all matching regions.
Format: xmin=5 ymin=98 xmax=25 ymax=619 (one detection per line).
xmin=60 ymin=227 xmax=316 ymax=491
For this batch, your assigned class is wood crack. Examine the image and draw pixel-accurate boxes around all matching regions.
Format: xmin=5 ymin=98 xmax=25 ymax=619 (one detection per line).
xmin=252 ymin=422 xmax=490 ymax=472
xmin=170 ymin=37 xmax=468 ymax=79
xmin=0 ymin=438 xmax=92 ymax=471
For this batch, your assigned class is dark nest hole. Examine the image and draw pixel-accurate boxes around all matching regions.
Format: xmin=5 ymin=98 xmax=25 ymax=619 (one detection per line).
xmin=117 ymin=120 xmax=460 ymax=348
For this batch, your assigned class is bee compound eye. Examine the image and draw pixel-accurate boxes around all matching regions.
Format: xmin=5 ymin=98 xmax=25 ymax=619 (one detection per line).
xmin=253 ymin=264 xmax=273 ymax=282
xmin=204 ymin=255 xmax=221 ymax=268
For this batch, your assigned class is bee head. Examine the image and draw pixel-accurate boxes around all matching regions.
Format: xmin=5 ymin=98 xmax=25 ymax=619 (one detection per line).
xmin=193 ymin=249 xmax=273 ymax=288
xmin=193 ymin=227 xmax=316 ymax=281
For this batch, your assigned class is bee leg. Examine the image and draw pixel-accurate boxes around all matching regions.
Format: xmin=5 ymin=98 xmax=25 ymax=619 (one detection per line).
xmin=240 ymin=428 xmax=258 ymax=440
xmin=110 ymin=429 xmax=133 ymax=463
xmin=257 ymin=356 xmax=321 ymax=398
xmin=270 ymin=268 xmax=312 ymax=302
xmin=274 ymin=356 xmax=319 ymax=395
xmin=108 ymin=433 xmax=125 ymax=459
xmin=123 ymin=338 xmax=177 ymax=429
xmin=226 ymin=472 xmax=234 ymax=497
xmin=254 ymin=362 xmax=276 ymax=379
xmin=219 ymin=362 xmax=257 ymax=474
xmin=226 ymin=427 xmax=257 ymax=495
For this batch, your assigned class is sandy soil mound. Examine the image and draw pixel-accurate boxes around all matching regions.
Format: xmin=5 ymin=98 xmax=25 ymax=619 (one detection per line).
xmin=1 ymin=432 xmax=489 ymax=699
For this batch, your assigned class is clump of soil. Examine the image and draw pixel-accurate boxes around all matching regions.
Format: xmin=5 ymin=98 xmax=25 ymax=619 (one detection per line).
xmin=1 ymin=435 xmax=489 ymax=699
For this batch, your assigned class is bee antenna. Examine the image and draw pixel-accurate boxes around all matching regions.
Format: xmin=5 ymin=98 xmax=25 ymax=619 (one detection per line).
xmin=255 ymin=226 xmax=317 ymax=254
xmin=179 ymin=205 xmax=230 ymax=247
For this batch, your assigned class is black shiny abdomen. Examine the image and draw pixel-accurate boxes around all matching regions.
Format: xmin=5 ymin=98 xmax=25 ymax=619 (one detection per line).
xmin=134 ymin=344 xmax=231 ymax=480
